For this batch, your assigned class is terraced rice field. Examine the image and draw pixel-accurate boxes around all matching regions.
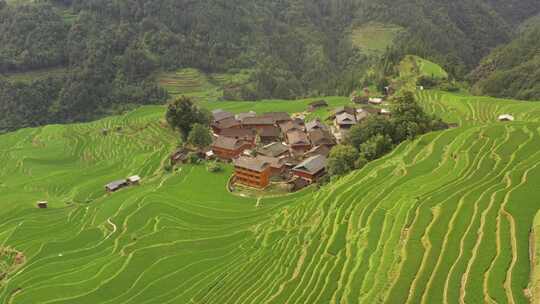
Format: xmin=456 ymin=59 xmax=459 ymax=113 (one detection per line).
xmin=157 ymin=68 xmax=221 ymax=99
xmin=1 ymin=91 xmax=540 ymax=303
xmin=2 ymin=67 xmax=68 ymax=83
xmin=350 ymin=23 xmax=403 ymax=54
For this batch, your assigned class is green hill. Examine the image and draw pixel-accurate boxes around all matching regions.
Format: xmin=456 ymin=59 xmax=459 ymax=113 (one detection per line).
xmin=1 ymin=91 xmax=540 ymax=302
xmin=470 ymin=25 xmax=540 ymax=100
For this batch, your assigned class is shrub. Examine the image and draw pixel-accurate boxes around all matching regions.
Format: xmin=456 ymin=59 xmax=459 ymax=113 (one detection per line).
xmin=207 ymin=161 xmax=223 ymax=173
xmin=186 ymin=152 xmax=201 ymax=164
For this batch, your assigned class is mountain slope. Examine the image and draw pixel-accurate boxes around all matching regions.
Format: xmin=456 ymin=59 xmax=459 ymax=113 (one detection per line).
xmin=1 ymin=0 xmax=540 ymax=132
xmin=470 ymin=25 xmax=540 ymax=100
xmin=1 ymin=92 xmax=540 ymax=303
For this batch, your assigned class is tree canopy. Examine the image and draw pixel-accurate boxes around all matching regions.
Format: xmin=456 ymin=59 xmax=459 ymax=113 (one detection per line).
xmin=166 ymin=96 xmax=210 ymax=139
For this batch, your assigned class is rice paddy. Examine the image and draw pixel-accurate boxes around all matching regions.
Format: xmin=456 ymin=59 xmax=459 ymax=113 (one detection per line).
xmin=1 ymin=89 xmax=540 ymax=303
xmin=350 ymin=23 xmax=403 ymax=55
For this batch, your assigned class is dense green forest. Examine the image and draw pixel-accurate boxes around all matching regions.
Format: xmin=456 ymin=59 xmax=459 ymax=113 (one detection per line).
xmin=470 ymin=24 xmax=540 ymax=100
xmin=0 ymin=0 xmax=538 ymax=132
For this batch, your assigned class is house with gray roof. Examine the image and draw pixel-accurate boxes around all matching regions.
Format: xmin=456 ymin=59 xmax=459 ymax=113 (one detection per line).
xmin=292 ymin=155 xmax=327 ymax=182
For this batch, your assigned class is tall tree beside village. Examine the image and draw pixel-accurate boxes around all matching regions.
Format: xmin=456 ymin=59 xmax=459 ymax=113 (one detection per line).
xmin=187 ymin=123 xmax=213 ymax=150
xmin=327 ymin=145 xmax=359 ymax=176
xmin=166 ymin=96 xmax=210 ymax=139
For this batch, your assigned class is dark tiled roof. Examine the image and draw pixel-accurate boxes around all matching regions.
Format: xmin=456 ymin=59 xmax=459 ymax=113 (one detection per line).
xmin=304 ymin=145 xmax=331 ymax=158
xmin=262 ymin=112 xmax=291 ymax=122
xmin=287 ymin=130 xmax=310 ymax=146
xmin=308 ymin=129 xmax=335 ymax=146
xmin=242 ymin=116 xmax=275 ymax=126
xmin=336 ymin=113 xmax=357 ymax=125
xmin=257 ymin=155 xmax=285 ymax=169
xmin=360 ymin=106 xmax=381 ymax=115
xmin=106 ymin=180 xmax=127 ymax=191
xmin=212 ymin=136 xmax=244 ymax=150
xmin=235 ymin=111 xmax=257 ymax=121
xmin=214 ymin=117 xmax=241 ymax=129
xmin=293 ymin=155 xmax=326 ymax=174
xmin=234 ymin=156 xmax=270 ymax=172
xmin=212 ymin=109 xmax=234 ymax=122
xmin=280 ymin=121 xmax=304 ymax=134
xmin=305 ymin=120 xmax=327 ymax=132
xmin=220 ymin=128 xmax=256 ymax=139
xmin=308 ymin=100 xmax=328 ymax=107
xmin=258 ymin=142 xmax=289 ymax=157
xmin=259 ymin=126 xmax=281 ymax=138
xmin=334 ymin=106 xmax=356 ymax=116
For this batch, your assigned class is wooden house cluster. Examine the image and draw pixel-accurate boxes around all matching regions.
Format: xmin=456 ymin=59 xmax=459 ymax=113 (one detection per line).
xmin=329 ymin=105 xmax=391 ymax=142
xmin=210 ymin=109 xmax=335 ymax=190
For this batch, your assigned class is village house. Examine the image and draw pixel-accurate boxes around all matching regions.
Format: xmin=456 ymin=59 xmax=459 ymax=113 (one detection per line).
xmin=211 ymin=136 xmax=253 ymax=160
xmin=233 ymin=156 xmax=271 ymax=188
xmin=170 ymin=148 xmax=189 ymax=164
xmin=356 ymin=110 xmax=369 ymax=122
xmin=308 ymin=129 xmax=336 ymax=147
xmin=360 ymin=106 xmax=381 ymax=115
xmin=127 ymin=175 xmax=141 ymax=185
xmin=257 ymin=155 xmax=287 ymax=176
xmin=368 ymin=97 xmax=383 ymax=105
xmin=305 ymin=119 xmax=328 ymax=132
xmin=263 ymin=112 xmax=292 ymax=124
xmin=288 ymin=177 xmax=310 ymax=192
xmin=292 ymin=155 xmax=327 ymax=182
xmin=286 ymin=130 xmax=311 ymax=154
xmin=307 ymin=100 xmax=328 ymax=112
xmin=242 ymin=116 xmax=276 ymax=131
xmin=304 ymin=145 xmax=331 ymax=158
xmin=352 ymin=95 xmax=369 ymax=104
xmin=220 ymin=128 xmax=257 ymax=143
xmin=211 ymin=117 xmax=241 ymax=134
xmin=235 ymin=111 xmax=256 ymax=122
xmin=258 ymin=126 xmax=281 ymax=144
xmin=212 ymin=109 xmax=234 ymax=122
xmin=334 ymin=112 xmax=357 ymax=130
xmin=257 ymin=142 xmax=290 ymax=158
xmin=335 ymin=106 xmax=356 ymax=116
xmin=279 ymin=120 xmax=304 ymax=135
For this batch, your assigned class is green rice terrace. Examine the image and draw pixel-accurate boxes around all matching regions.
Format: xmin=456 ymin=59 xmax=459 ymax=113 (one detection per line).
xmin=1 ymin=90 xmax=540 ymax=303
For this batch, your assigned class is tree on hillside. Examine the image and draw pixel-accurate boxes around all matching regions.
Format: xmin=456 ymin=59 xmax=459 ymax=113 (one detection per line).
xmin=359 ymin=134 xmax=393 ymax=161
xmin=327 ymin=145 xmax=359 ymax=176
xmin=166 ymin=96 xmax=210 ymax=139
xmin=346 ymin=116 xmax=394 ymax=148
xmin=187 ymin=123 xmax=212 ymax=150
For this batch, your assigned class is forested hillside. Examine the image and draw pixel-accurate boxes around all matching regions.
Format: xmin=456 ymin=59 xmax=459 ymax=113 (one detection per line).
xmin=0 ymin=0 xmax=539 ymax=132
xmin=470 ymin=24 xmax=540 ymax=100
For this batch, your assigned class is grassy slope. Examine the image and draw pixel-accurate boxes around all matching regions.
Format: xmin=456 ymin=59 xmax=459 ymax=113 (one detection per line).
xmin=1 ymin=91 xmax=540 ymax=303
xmin=533 ymin=212 xmax=540 ymax=303
xmin=399 ymin=55 xmax=448 ymax=80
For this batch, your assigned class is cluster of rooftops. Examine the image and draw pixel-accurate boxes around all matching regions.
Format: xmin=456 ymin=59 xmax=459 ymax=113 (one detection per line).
xmin=209 ymin=99 xmax=390 ymax=190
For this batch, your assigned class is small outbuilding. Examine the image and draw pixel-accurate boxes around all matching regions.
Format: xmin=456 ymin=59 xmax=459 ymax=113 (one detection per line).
xmin=105 ymin=180 xmax=128 ymax=193
xmin=308 ymin=100 xmax=328 ymax=112
xmin=368 ymin=98 xmax=383 ymax=105
xmin=37 ymin=201 xmax=48 ymax=209
xmin=498 ymin=114 xmax=515 ymax=122
xmin=292 ymin=155 xmax=327 ymax=182
xmin=127 ymin=175 xmax=141 ymax=185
